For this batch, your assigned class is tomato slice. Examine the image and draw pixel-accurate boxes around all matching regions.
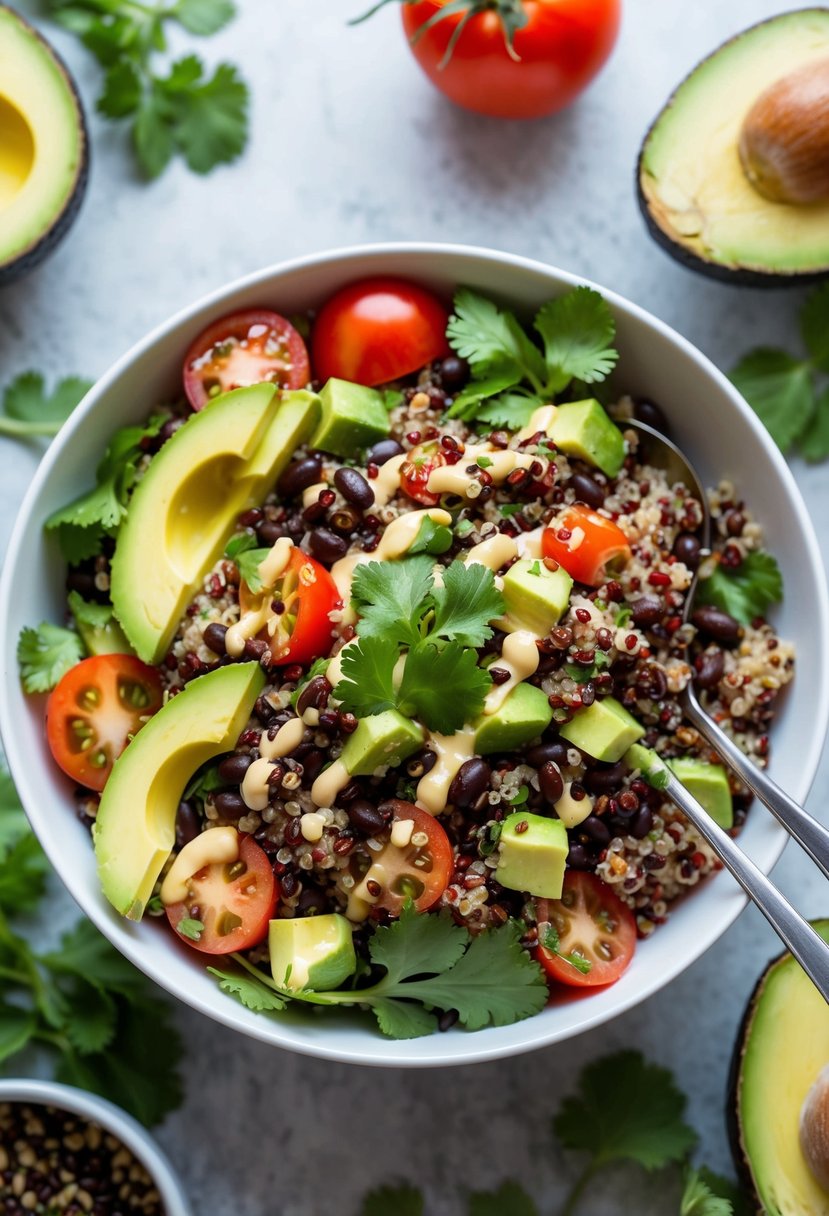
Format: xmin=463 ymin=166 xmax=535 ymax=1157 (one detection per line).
xmin=182 ymin=309 xmax=310 ymax=410
xmin=369 ymin=801 xmax=453 ymax=916
xmin=399 ymin=441 xmax=447 ymax=506
xmin=165 ymin=832 xmax=276 ymax=954
xmin=534 ymin=872 xmax=636 ymax=988
xmin=542 ymin=503 xmax=632 ymax=586
xmin=311 ymin=277 xmax=450 ymax=386
xmin=238 ymin=548 xmax=341 ymax=667
xmin=46 ymin=654 xmax=164 ymax=792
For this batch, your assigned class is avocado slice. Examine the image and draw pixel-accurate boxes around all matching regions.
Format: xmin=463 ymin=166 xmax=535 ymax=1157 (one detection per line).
xmin=110 ymin=385 xmax=319 ymax=663
xmin=668 ymin=757 xmax=733 ymax=829
xmin=0 ymin=8 xmax=88 ymax=284
xmin=69 ymin=593 xmax=133 ymax=657
xmin=269 ymin=914 xmax=356 ymax=992
xmin=339 ymin=709 xmax=424 ymax=776
xmin=311 ymin=378 xmax=391 ymax=458
xmin=93 ymin=662 xmax=265 ymax=920
xmin=548 ymin=399 xmax=625 ymax=478
xmin=559 ymin=696 xmax=644 ymax=762
xmin=494 ymin=812 xmax=568 ymax=899
xmin=474 ymin=682 xmax=553 ymax=754
xmin=638 ymin=10 xmax=829 ymax=284
xmin=729 ymin=920 xmax=829 ymax=1214
xmin=500 ymin=559 xmax=573 ymax=637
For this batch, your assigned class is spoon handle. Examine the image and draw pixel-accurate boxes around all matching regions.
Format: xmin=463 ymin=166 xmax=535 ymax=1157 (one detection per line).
xmin=664 ymin=770 xmax=829 ymax=1003
xmin=683 ymin=687 xmax=829 ymax=882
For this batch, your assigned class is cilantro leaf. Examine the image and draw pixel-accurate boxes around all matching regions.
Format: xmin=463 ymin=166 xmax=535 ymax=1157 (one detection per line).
xmin=207 ymin=966 xmax=287 ymax=1011
xmin=334 ymin=636 xmax=400 ymax=717
xmin=41 ymin=919 xmax=150 ymax=996
xmin=553 ymin=1049 xmax=697 ymax=1170
xmin=800 ymin=384 xmax=829 ymax=462
xmin=174 ymin=0 xmax=236 ymax=36
xmin=0 ymin=371 xmax=93 ymax=439
xmin=0 ymin=1002 xmax=36 ymax=1064
xmin=475 ymin=393 xmax=539 ymax=430
xmin=236 ymin=546 xmax=271 ymax=593
xmin=134 ymin=89 xmax=176 ymax=178
xmin=370 ymin=999 xmax=439 ymax=1039
xmin=695 ymin=550 xmax=783 ymax=625
xmin=398 ymin=642 xmax=491 ymax=734
xmin=447 ymin=369 xmax=527 ymax=420
xmin=156 ymin=57 xmax=249 ymax=176
xmin=351 ymin=556 xmax=435 ymax=647
xmin=533 ymin=286 xmax=618 ymax=391
xmin=0 ymin=834 xmax=50 ymax=915
xmin=408 ymin=515 xmax=453 ymax=556
xmin=681 ymin=1168 xmax=738 ymax=1216
xmin=0 ymin=767 xmax=30 ymax=858
xmin=225 ymin=531 xmax=258 ymax=560
xmin=98 ymin=59 xmax=142 ymax=117
xmin=430 ymin=562 xmax=504 ymax=647
xmin=361 ymin=1185 xmax=424 ymax=1216
xmin=800 ymin=282 xmax=829 ymax=374
xmin=468 ymin=1181 xmax=539 ymax=1216
xmin=62 ymin=980 xmax=118 ymax=1054
xmin=729 ymin=348 xmax=814 ymax=452
xmin=17 ymin=622 xmax=83 ymax=693
xmin=447 ymin=289 xmax=529 ymax=379
xmin=369 ymin=903 xmax=469 ymax=981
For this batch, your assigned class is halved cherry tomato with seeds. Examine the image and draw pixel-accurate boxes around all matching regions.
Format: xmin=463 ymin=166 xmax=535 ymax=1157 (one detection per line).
xmin=542 ymin=503 xmax=631 ymax=586
xmin=399 ymin=441 xmax=447 ymax=506
xmin=46 ymin=654 xmax=164 ymax=792
xmin=182 ymin=309 xmax=310 ymax=410
xmin=534 ymin=872 xmax=636 ymax=988
xmin=364 ymin=801 xmax=453 ymax=916
xmin=238 ymin=548 xmax=341 ymax=667
xmin=165 ymin=832 xmax=276 ymax=954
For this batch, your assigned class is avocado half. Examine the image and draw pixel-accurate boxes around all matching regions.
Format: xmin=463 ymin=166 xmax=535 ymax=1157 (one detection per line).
xmin=0 ymin=6 xmax=89 ymax=286
xmin=638 ymin=9 xmax=829 ymax=286
xmin=728 ymin=919 xmax=829 ymax=1214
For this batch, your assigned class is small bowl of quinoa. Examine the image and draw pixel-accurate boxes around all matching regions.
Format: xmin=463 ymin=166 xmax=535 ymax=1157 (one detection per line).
xmin=0 ymin=1080 xmax=191 ymax=1216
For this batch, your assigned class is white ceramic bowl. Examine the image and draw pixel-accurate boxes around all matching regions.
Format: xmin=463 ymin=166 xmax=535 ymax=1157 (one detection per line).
xmin=0 ymin=1078 xmax=191 ymax=1214
xmin=1 ymin=244 xmax=827 ymax=1066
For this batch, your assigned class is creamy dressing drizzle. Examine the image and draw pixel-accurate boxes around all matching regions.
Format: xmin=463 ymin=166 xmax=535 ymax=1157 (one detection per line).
xmin=260 ymin=716 xmax=306 ymax=761
xmin=371 ymin=453 xmax=408 ymax=506
xmin=426 ymin=445 xmax=543 ymax=497
xmin=160 ymin=826 xmax=238 ymax=904
xmin=329 ymin=507 xmax=452 ymax=615
xmin=416 ymin=725 xmax=476 ymax=815
xmin=483 ymin=629 xmax=540 ymax=714
xmin=513 ymin=404 xmax=557 ymax=446
xmin=516 ymin=526 xmax=545 ymax=560
xmin=464 ymin=533 xmax=518 ymax=571
xmin=241 ymin=756 xmax=275 ymax=811
xmin=225 ymin=537 xmax=294 ymax=658
xmin=554 ymin=781 xmax=595 ymax=829
xmin=311 ymin=757 xmax=351 ymax=809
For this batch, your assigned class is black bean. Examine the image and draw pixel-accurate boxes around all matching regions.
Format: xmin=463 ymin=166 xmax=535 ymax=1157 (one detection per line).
xmin=673 ymin=532 xmax=701 ymax=569
xmin=567 ymin=843 xmax=591 ymax=869
xmin=725 ymin=509 xmax=745 ymax=536
xmin=213 ymin=791 xmax=247 ymax=817
xmin=296 ymin=675 xmax=331 ymax=715
xmin=448 ymin=758 xmax=491 ymax=808
xmin=203 ymin=622 xmax=228 ymax=655
xmin=570 ymin=471 xmax=605 ymax=509
xmin=691 ymin=604 xmax=742 ymax=645
xmin=334 ymin=466 xmax=375 ymax=509
xmin=309 ymin=527 xmax=348 ymax=563
xmin=217 ymin=753 xmax=253 ymax=784
xmin=175 ymin=800 xmax=200 ymax=848
xmin=526 ymin=740 xmax=569 ymax=768
xmin=539 ymin=760 xmax=564 ymax=804
xmin=297 ymin=885 xmax=327 ymax=916
xmin=694 ymin=648 xmax=725 ymax=689
xmin=438 ymin=354 xmax=469 ymax=390
xmin=329 ymin=505 xmax=362 ymax=534
xmin=277 ymin=454 xmax=323 ymax=499
xmin=347 ymin=799 xmax=386 ymax=836
xmin=257 ymin=519 xmax=287 ymax=547
xmin=366 ymin=437 xmax=404 ymax=466
xmin=633 ymin=397 xmax=669 ymax=432
xmin=631 ymin=595 xmax=663 ymax=628
xmin=581 ymin=815 xmax=611 ymax=846
xmin=584 ymin=761 xmax=626 ymax=794
xmin=629 ymin=806 xmax=654 ymax=839
xmin=254 ymin=694 xmax=277 ymax=724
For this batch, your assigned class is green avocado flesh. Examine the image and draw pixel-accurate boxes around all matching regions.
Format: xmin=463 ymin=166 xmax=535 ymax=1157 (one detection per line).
xmin=559 ymin=696 xmax=644 ymax=762
xmin=269 ymin=914 xmax=356 ymax=992
xmin=93 ymin=662 xmax=265 ymax=920
xmin=639 ymin=9 xmax=829 ymax=278
xmin=495 ymin=812 xmax=568 ymax=899
xmin=110 ymin=385 xmax=320 ymax=664
xmin=0 ymin=8 xmax=86 ymax=274
xmin=733 ymin=920 xmax=829 ymax=1214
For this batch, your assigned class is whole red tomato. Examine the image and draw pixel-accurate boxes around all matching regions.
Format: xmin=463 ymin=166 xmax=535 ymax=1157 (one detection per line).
xmin=401 ymin=0 xmax=621 ymax=120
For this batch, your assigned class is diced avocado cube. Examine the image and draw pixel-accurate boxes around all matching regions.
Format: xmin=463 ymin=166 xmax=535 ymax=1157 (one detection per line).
xmin=501 ymin=558 xmax=573 ymax=636
xmin=269 ymin=914 xmax=356 ymax=992
xmin=495 ymin=812 xmax=568 ymax=899
xmin=625 ymin=742 xmax=670 ymax=790
xmin=73 ymin=602 xmax=133 ymax=657
xmin=668 ymin=757 xmax=733 ymax=828
xmin=340 ymin=709 xmax=423 ymax=776
xmin=311 ymin=378 xmax=390 ymax=458
xmin=559 ymin=696 xmax=644 ymax=762
xmin=549 ymin=398 xmax=625 ymax=478
xmin=474 ymin=682 xmax=553 ymax=755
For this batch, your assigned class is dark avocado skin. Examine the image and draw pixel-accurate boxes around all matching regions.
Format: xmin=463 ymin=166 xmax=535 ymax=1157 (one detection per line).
xmin=636 ymin=8 xmax=829 ymax=289
xmin=0 ymin=6 xmax=90 ymax=288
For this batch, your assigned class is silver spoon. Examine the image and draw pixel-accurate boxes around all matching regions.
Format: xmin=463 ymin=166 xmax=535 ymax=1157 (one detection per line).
xmin=625 ymin=418 xmax=829 ymax=1002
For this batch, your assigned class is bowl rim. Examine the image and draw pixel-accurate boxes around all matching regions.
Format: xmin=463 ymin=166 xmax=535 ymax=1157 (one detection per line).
xmin=2 ymin=240 xmax=828 ymax=1067
xmin=0 ymin=1078 xmax=191 ymax=1213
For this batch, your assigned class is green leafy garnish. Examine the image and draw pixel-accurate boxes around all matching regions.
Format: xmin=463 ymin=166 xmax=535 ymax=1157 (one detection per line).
xmin=538 ymin=922 xmax=592 ymax=976
xmin=397 ymin=642 xmax=491 ymax=735
xmin=446 ymin=286 xmax=618 ymax=423
xmin=0 ymin=372 xmax=93 ymax=439
xmin=730 ymin=282 xmax=829 ymax=459
xmin=408 ymin=514 xmax=454 ymax=555
xmin=236 ymin=546 xmax=272 ymax=594
xmin=430 ymin=561 xmax=506 ymax=647
xmin=695 ymin=551 xmax=783 ymax=626
xmin=351 ymin=556 xmax=437 ymax=647
xmin=16 ymin=623 xmax=84 ymax=693
xmin=176 ymin=917 xmax=204 ymax=941
xmin=681 ymin=1169 xmax=741 ymax=1216
xmin=43 ymin=0 xmax=248 ymax=178
xmin=225 ymin=531 xmax=258 ymax=560
xmin=468 ymin=1182 xmax=539 ymax=1216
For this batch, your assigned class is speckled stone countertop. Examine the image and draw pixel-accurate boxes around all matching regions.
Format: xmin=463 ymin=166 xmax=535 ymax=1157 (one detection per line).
xmin=1 ymin=2 xmax=826 ymax=1212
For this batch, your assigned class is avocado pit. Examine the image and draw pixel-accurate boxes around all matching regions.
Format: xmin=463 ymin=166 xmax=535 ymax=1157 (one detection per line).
xmin=801 ymin=1065 xmax=829 ymax=1192
xmin=739 ymin=57 xmax=829 ymax=205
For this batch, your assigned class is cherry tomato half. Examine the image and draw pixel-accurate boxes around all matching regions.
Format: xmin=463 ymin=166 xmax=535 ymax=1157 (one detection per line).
xmin=238 ymin=548 xmax=341 ymax=667
xmin=542 ymin=503 xmax=631 ymax=586
xmin=534 ymin=872 xmax=636 ymax=988
xmin=370 ymin=801 xmax=453 ymax=916
xmin=399 ymin=441 xmax=447 ymax=506
xmin=311 ymin=277 xmax=450 ymax=386
xmin=402 ymin=0 xmax=621 ymax=120
xmin=182 ymin=309 xmax=310 ymax=410
xmin=165 ymin=832 xmax=277 ymax=955
xmin=46 ymin=654 xmax=164 ymax=792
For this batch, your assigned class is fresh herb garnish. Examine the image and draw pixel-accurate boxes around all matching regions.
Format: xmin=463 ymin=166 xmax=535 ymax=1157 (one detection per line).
xmin=695 ymin=550 xmax=783 ymax=626
xmin=408 ymin=515 xmax=454 ymax=555
xmin=43 ymin=0 xmax=248 ymax=179
xmin=539 ymin=921 xmax=592 ymax=976
xmin=730 ymin=282 xmax=829 ymax=459
xmin=236 ymin=546 xmax=272 ymax=594
xmin=176 ymin=917 xmax=204 ymax=941
xmin=446 ymin=287 xmax=618 ymax=424
xmin=680 ymin=1168 xmax=745 ymax=1216
xmin=225 ymin=531 xmax=259 ymax=560
xmin=0 ymin=372 xmax=93 ymax=440
xmin=16 ymin=623 xmax=84 ymax=694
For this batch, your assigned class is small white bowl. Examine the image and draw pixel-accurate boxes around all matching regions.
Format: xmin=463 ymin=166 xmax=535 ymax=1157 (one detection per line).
xmin=1 ymin=243 xmax=827 ymax=1067
xmin=0 ymin=1078 xmax=191 ymax=1214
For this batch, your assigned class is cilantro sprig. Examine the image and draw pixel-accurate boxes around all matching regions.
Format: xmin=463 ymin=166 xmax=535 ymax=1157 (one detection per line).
xmin=334 ymin=557 xmax=504 ymax=733
xmin=0 ymin=372 xmax=93 ymax=440
xmin=211 ymin=903 xmax=548 ymax=1039
xmin=730 ymin=282 xmax=829 ymax=460
xmin=445 ymin=287 xmax=619 ymax=427
xmin=43 ymin=0 xmax=248 ymax=178
xmin=16 ymin=622 xmax=84 ymax=694
xmin=695 ymin=550 xmax=783 ymax=626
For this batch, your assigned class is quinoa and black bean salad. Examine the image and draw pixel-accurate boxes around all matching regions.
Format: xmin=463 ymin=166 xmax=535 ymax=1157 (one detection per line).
xmin=18 ymin=277 xmax=791 ymax=1037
